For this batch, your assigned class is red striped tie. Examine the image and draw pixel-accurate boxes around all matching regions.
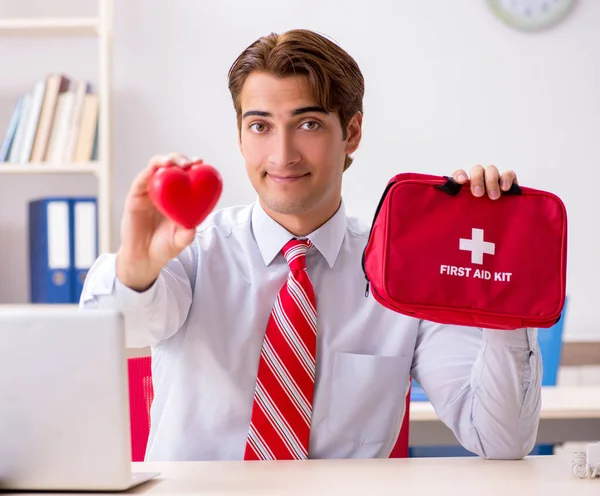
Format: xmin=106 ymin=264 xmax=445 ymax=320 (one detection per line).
xmin=244 ymin=238 xmax=317 ymax=460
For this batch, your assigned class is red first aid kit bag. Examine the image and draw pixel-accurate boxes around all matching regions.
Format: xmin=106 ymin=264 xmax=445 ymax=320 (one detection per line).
xmin=362 ymin=173 xmax=567 ymax=330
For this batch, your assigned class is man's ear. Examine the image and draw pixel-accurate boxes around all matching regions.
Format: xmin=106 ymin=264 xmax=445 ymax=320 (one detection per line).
xmin=345 ymin=111 xmax=362 ymax=155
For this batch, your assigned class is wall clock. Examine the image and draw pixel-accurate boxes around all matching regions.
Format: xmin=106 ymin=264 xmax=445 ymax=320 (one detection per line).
xmin=487 ymin=0 xmax=576 ymax=31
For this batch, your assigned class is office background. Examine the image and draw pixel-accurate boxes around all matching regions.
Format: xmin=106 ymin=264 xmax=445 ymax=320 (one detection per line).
xmin=0 ymin=0 xmax=598 ymax=345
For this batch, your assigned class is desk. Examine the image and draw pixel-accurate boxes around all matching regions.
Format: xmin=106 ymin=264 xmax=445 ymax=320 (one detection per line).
xmin=17 ymin=454 xmax=599 ymax=495
xmin=410 ymin=385 xmax=600 ymax=446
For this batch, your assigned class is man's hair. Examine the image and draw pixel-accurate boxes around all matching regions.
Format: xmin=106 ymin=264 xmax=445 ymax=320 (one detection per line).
xmin=227 ymin=29 xmax=364 ymax=170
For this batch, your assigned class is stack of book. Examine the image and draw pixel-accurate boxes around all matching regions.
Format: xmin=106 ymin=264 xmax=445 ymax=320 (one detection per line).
xmin=0 ymin=74 xmax=99 ymax=165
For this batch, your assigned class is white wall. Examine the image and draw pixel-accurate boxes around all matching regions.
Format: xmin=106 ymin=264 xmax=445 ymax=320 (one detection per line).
xmin=0 ymin=0 xmax=598 ymax=341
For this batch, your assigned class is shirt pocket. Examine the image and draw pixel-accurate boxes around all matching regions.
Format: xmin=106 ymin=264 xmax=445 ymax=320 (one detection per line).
xmin=327 ymin=352 xmax=412 ymax=445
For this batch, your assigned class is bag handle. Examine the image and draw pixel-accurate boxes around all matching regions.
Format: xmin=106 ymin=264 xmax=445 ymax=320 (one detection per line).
xmin=435 ymin=176 xmax=522 ymax=196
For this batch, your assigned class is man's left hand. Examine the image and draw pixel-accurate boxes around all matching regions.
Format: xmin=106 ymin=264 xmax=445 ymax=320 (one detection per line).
xmin=452 ymin=165 xmax=518 ymax=200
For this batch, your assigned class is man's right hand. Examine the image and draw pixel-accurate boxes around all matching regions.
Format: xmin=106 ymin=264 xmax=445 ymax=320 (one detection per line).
xmin=116 ymin=153 xmax=197 ymax=292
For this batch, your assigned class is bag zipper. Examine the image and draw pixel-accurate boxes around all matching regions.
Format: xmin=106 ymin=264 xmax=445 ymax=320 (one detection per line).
xmin=362 ymin=179 xmax=397 ymax=297
xmin=361 ymin=176 xmax=524 ymax=298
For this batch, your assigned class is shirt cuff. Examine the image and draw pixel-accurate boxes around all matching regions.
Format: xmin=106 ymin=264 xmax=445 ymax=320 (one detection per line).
xmin=482 ymin=327 xmax=537 ymax=350
xmin=114 ymin=275 xmax=162 ymax=309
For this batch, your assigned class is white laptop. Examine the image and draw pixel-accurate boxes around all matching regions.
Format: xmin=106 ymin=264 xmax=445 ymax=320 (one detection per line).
xmin=0 ymin=307 xmax=159 ymax=491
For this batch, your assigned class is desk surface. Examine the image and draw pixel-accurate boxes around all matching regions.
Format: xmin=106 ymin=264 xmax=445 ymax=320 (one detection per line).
xmin=410 ymin=385 xmax=600 ymax=421
xmin=26 ymin=454 xmax=594 ymax=496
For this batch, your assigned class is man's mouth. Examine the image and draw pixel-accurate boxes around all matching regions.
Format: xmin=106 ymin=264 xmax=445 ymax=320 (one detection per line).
xmin=267 ymin=172 xmax=310 ymax=183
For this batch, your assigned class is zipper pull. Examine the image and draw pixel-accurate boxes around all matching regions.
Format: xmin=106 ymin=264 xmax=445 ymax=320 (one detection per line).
xmin=364 ymin=280 xmax=370 ymax=297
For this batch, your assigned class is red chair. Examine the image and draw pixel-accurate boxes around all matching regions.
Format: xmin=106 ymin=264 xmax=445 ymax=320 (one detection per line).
xmin=127 ymin=356 xmax=154 ymax=462
xmin=389 ymin=382 xmax=411 ymax=458
xmin=126 ymin=356 xmax=410 ymax=460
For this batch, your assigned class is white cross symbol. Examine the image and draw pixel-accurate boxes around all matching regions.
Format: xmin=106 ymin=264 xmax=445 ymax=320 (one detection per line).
xmin=459 ymin=228 xmax=495 ymax=265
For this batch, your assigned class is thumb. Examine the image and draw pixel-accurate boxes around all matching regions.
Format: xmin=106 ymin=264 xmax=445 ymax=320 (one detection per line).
xmin=173 ymin=226 xmax=196 ymax=251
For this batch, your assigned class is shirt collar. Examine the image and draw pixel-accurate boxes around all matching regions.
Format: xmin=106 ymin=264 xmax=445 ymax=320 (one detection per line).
xmin=251 ymin=199 xmax=347 ymax=269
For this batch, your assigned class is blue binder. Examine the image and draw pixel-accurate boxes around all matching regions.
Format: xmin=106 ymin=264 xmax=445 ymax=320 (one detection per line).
xmin=70 ymin=197 xmax=98 ymax=303
xmin=28 ymin=198 xmax=73 ymax=303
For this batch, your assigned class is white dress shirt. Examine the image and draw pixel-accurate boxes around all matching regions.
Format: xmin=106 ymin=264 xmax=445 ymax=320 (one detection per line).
xmin=80 ymin=199 xmax=542 ymax=462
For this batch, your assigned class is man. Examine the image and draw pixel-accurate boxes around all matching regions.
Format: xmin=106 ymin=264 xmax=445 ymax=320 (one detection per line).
xmin=81 ymin=29 xmax=541 ymax=462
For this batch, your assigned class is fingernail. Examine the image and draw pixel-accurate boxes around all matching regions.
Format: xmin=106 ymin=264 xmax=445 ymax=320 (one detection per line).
xmin=501 ymin=179 xmax=509 ymax=190
xmin=174 ymin=155 xmax=188 ymax=166
xmin=490 ymin=190 xmax=500 ymax=200
xmin=458 ymin=174 xmax=467 ymax=182
xmin=474 ymin=186 xmax=483 ymax=196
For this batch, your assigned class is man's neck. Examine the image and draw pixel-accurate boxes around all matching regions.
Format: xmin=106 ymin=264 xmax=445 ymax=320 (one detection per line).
xmin=261 ymin=198 xmax=342 ymax=238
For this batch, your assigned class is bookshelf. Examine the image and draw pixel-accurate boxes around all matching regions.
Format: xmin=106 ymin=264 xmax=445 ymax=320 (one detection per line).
xmin=0 ymin=163 xmax=99 ymax=175
xmin=0 ymin=0 xmax=113 ymax=257
xmin=0 ymin=0 xmax=113 ymax=309
xmin=0 ymin=304 xmax=79 ymax=310
xmin=0 ymin=17 xmax=100 ymax=37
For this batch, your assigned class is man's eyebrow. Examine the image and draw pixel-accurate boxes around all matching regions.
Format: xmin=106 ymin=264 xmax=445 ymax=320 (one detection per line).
xmin=292 ymin=106 xmax=328 ymax=116
xmin=241 ymin=106 xmax=328 ymax=119
xmin=242 ymin=110 xmax=271 ymax=119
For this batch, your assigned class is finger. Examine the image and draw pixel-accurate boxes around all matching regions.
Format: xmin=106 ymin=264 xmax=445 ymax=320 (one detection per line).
xmin=484 ymin=165 xmax=501 ymax=200
xmin=500 ymin=169 xmax=518 ymax=191
xmin=173 ymin=226 xmax=196 ymax=250
xmin=147 ymin=153 xmax=190 ymax=170
xmin=131 ymin=153 xmax=189 ymax=198
xmin=469 ymin=165 xmax=485 ymax=197
xmin=147 ymin=154 xmax=165 ymax=166
xmin=129 ymin=154 xmax=174 ymax=199
xmin=165 ymin=152 xmax=190 ymax=166
xmin=129 ymin=165 xmax=158 ymax=198
xmin=451 ymin=169 xmax=468 ymax=184
xmin=147 ymin=154 xmax=167 ymax=172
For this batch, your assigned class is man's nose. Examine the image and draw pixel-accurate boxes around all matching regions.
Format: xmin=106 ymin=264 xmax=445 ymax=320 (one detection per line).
xmin=268 ymin=130 xmax=301 ymax=167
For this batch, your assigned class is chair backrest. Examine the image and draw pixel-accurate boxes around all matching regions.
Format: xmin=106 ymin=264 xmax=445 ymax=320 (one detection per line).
xmin=127 ymin=356 xmax=154 ymax=462
xmin=389 ymin=382 xmax=411 ymax=458
xmin=537 ymin=297 xmax=568 ymax=386
xmin=126 ymin=356 xmax=411 ymax=460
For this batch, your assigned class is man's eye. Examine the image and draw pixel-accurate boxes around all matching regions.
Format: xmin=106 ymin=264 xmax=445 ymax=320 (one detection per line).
xmin=301 ymin=121 xmax=321 ymax=131
xmin=250 ymin=123 xmax=268 ymax=133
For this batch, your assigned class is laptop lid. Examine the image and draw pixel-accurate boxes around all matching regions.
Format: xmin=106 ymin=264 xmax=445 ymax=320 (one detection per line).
xmin=0 ymin=308 xmax=139 ymax=491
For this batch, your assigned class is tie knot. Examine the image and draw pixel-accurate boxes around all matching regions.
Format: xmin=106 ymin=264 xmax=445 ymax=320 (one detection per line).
xmin=282 ymin=238 xmax=312 ymax=271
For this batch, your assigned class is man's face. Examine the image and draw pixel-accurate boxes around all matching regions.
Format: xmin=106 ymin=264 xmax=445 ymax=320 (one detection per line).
xmin=239 ymin=72 xmax=361 ymax=219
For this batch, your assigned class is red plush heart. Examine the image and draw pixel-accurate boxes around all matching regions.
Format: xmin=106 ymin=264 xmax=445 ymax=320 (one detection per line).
xmin=148 ymin=160 xmax=223 ymax=229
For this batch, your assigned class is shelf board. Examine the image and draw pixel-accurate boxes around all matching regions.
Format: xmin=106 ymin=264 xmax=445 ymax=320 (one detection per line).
xmin=0 ymin=17 xmax=99 ymax=37
xmin=0 ymin=162 xmax=99 ymax=175
xmin=0 ymin=304 xmax=79 ymax=310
